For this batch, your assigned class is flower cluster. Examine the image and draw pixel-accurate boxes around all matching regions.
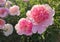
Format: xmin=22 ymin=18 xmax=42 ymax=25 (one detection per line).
xmin=15 ymin=4 xmax=55 ymax=36
xmin=26 ymin=4 xmax=55 ymax=34
xmin=0 ymin=0 xmax=20 ymax=36
xmin=0 ymin=0 xmax=55 ymax=36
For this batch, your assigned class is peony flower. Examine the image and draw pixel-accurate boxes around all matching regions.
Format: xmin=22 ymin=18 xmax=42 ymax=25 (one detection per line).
xmin=9 ymin=5 xmax=20 ymax=16
xmin=23 ymin=0 xmax=29 ymax=2
xmin=26 ymin=4 xmax=55 ymax=34
xmin=5 ymin=1 xmax=12 ymax=8
xmin=15 ymin=18 xmax=33 ymax=36
xmin=0 ymin=19 xmax=5 ymax=29
xmin=3 ymin=24 xmax=13 ymax=36
xmin=0 ymin=8 xmax=9 ymax=18
xmin=0 ymin=0 xmax=6 ymax=6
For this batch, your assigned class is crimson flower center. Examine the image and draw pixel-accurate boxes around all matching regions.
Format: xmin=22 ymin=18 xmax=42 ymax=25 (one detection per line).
xmin=31 ymin=6 xmax=49 ymax=23
xmin=19 ymin=20 xmax=32 ymax=33
xmin=0 ymin=9 xmax=6 ymax=14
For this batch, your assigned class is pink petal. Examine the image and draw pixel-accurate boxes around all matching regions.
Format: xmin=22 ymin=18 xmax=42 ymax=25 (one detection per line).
xmin=32 ymin=25 xmax=38 ymax=33
xmin=0 ymin=8 xmax=9 ymax=18
xmin=0 ymin=19 xmax=6 ymax=29
xmin=44 ymin=4 xmax=55 ymax=16
xmin=32 ymin=17 xmax=54 ymax=34
xmin=17 ymin=30 xmax=24 ymax=35
xmin=37 ymin=25 xmax=47 ymax=34
xmin=38 ymin=18 xmax=54 ymax=34
xmin=39 ymin=17 xmax=54 ymax=27
xmin=0 ymin=0 xmax=6 ymax=6
xmin=15 ymin=24 xmax=24 ymax=35
xmin=25 ymin=32 xmax=32 ymax=36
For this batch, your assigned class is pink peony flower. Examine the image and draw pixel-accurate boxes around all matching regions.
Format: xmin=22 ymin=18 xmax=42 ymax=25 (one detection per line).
xmin=15 ymin=18 xmax=33 ymax=36
xmin=9 ymin=5 xmax=20 ymax=16
xmin=0 ymin=8 xmax=9 ymax=18
xmin=26 ymin=4 xmax=55 ymax=34
xmin=0 ymin=0 xmax=6 ymax=6
xmin=0 ymin=19 xmax=6 ymax=29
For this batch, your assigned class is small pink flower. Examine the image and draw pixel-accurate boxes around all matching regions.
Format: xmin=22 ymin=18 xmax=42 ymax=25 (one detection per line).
xmin=26 ymin=4 xmax=55 ymax=34
xmin=0 ymin=8 xmax=9 ymax=18
xmin=15 ymin=18 xmax=33 ymax=36
xmin=0 ymin=19 xmax=6 ymax=29
xmin=9 ymin=5 xmax=20 ymax=16
xmin=0 ymin=0 xmax=6 ymax=6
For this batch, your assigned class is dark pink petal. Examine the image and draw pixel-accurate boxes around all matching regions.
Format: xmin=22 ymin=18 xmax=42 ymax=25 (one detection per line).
xmin=0 ymin=19 xmax=6 ymax=29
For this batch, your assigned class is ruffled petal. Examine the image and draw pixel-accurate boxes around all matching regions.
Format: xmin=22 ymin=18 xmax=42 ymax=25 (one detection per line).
xmin=39 ymin=17 xmax=54 ymax=27
xmin=32 ymin=25 xmax=38 ymax=33
xmin=38 ymin=18 xmax=54 ymax=34
xmin=17 ymin=30 xmax=24 ymax=35
xmin=38 ymin=25 xmax=47 ymax=34
xmin=44 ymin=4 xmax=55 ymax=16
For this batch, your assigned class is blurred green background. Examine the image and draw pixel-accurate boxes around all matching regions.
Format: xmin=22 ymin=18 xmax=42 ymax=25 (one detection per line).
xmin=0 ymin=0 xmax=60 ymax=42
